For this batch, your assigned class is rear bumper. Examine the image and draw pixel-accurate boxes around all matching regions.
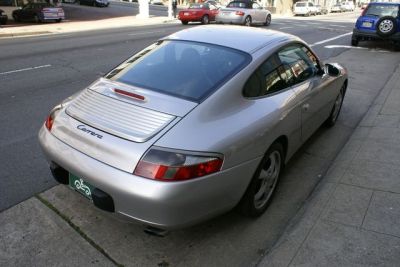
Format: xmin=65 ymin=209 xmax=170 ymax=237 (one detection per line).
xmin=38 ymin=126 xmax=260 ymax=229
xmin=353 ymin=28 xmax=400 ymax=42
xmin=178 ymin=15 xmax=202 ymax=22
xmin=215 ymin=15 xmax=244 ymax=25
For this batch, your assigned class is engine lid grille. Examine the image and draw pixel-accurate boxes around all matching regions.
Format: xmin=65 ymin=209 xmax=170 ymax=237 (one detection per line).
xmin=66 ymin=89 xmax=175 ymax=143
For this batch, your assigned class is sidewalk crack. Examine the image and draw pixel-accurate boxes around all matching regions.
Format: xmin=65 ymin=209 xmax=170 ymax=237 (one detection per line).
xmin=35 ymin=195 xmax=124 ymax=267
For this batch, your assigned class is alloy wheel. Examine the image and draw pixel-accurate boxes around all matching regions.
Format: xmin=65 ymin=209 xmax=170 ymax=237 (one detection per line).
xmin=253 ymin=150 xmax=281 ymax=209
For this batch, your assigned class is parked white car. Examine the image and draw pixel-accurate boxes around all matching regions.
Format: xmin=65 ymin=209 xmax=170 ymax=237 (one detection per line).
xmin=293 ymin=1 xmax=318 ymax=16
xmin=341 ymin=1 xmax=355 ymax=11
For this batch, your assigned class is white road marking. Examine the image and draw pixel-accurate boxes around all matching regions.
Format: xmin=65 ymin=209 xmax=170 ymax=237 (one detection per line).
xmin=279 ymin=26 xmax=294 ymax=30
xmin=306 ymin=22 xmax=320 ymax=25
xmin=330 ymin=24 xmax=347 ymax=28
xmin=128 ymin=31 xmax=166 ymax=36
xmin=325 ymin=45 xmax=390 ymax=52
xmin=0 ymin=64 xmax=52 ymax=76
xmin=310 ymin=32 xmax=352 ymax=47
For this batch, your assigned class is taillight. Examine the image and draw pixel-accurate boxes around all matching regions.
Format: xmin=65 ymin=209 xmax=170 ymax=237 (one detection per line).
xmin=45 ymin=106 xmax=62 ymax=132
xmin=236 ymin=11 xmax=245 ymax=16
xmin=134 ymin=148 xmax=223 ymax=181
xmin=361 ymin=6 xmax=367 ymax=16
xmin=45 ymin=114 xmax=54 ymax=131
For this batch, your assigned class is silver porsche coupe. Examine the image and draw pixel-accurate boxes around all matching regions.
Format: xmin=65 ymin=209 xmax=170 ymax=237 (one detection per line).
xmin=39 ymin=25 xmax=347 ymax=231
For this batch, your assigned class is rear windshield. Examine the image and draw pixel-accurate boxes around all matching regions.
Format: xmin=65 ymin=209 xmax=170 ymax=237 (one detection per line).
xmin=105 ymin=40 xmax=250 ymax=102
xmin=295 ymin=2 xmax=306 ymax=7
xmin=189 ymin=3 xmax=206 ymax=9
xmin=366 ymin=4 xmax=399 ymax=17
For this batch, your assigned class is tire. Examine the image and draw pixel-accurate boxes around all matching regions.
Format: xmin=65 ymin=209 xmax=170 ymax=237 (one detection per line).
xmin=33 ymin=15 xmax=41 ymax=23
xmin=201 ymin=15 xmax=209 ymax=24
xmin=238 ymin=142 xmax=284 ymax=217
xmin=376 ymin=16 xmax=397 ymax=37
xmin=56 ymin=18 xmax=62 ymax=23
xmin=351 ymin=35 xmax=359 ymax=46
xmin=181 ymin=20 xmax=188 ymax=25
xmin=244 ymin=16 xmax=251 ymax=26
xmin=13 ymin=14 xmax=20 ymax=22
xmin=264 ymin=14 xmax=271 ymax=26
xmin=325 ymin=84 xmax=345 ymax=127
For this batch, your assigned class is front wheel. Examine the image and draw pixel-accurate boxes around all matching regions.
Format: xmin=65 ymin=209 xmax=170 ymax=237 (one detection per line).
xmin=244 ymin=16 xmax=251 ymax=26
xmin=238 ymin=142 xmax=284 ymax=217
xmin=264 ymin=14 xmax=271 ymax=26
xmin=325 ymin=85 xmax=345 ymax=127
xmin=181 ymin=20 xmax=188 ymax=25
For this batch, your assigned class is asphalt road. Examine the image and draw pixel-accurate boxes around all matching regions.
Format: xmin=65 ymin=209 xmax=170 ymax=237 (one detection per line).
xmin=1 ymin=10 xmax=399 ymax=266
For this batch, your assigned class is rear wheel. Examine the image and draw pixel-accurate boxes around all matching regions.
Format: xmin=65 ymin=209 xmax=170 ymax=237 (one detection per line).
xmin=181 ymin=20 xmax=188 ymax=25
xmin=238 ymin=142 xmax=284 ymax=217
xmin=351 ymin=36 xmax=359 ymax=46
xmin=244 ymin=16 xmax=251 ymax=26
xmin=56 ymin=18 xmax=62 ymax=23
xmin=264 ymin=14 xmax=271 ymax=26
xmin=201 ymin=15 xmax=209 ymax=24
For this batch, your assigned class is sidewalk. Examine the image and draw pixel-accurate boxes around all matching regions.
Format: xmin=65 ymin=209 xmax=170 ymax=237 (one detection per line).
xmin=260 ymin=61 xmax=400 ymax=266
xmin=0 ymin=14 xmax=178 ymax=38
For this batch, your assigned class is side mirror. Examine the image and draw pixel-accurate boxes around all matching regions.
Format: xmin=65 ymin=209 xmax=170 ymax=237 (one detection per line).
xmin=324 ymin=63 xmax=340 ymax=76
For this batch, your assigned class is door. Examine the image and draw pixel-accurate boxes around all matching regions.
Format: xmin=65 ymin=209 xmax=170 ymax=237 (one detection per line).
xmin=277 ymin=44 xmax=333 ymax=142
xmin=251 ymin=2 xmax=263 ymax=23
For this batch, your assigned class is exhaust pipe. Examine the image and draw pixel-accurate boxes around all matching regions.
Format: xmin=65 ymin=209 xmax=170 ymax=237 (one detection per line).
xmin=144 ymin=226 xmax=169 ymax=237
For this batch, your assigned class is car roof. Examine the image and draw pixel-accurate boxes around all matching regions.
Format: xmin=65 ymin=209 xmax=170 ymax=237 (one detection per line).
xmin=163 ymin=25 xmax=299 ymax=54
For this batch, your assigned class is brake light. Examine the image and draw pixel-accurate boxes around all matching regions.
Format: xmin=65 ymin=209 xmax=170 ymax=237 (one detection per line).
xmin=134 ymin=148 xmax=223 ymax=181
xmin=45 ymin=105 xmax=62 ymax=132
xmin=361 ymin=6 xmax=367 ymax=16
xmin=114 ymin=88 xmax=145 ymax=101
xmin=45 ymin=114 xmax=54 ymax=131
xmin=236 ymin=11 xmax=245 ymax=16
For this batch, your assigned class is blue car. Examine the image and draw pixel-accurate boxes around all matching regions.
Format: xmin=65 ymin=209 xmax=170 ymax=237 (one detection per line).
xmin=352 ymin=2 xmax=400 ymax=49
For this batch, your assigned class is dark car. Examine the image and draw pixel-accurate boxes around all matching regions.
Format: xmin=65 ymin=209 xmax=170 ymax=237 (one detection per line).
xmin=80 ymin=0 xmax=109 ymax=7
xmin=12 ymin=3 xmax=65 ymax=23
xmin=0 ymin=9 xmax=8 ymax=25
xmin=352 ymin=2 xmax=400 ymax=49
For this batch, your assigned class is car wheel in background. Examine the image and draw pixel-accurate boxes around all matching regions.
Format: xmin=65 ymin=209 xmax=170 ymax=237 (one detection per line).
xmin=264 ymin=14 xmax=271 ymax=26
xmin=238 ymin=142 xmax=284 ymax=217
xmin=181 ymin=20 xmax=188 ymax=25
xmin=56 ymin=18 xmax=62 ymax=23
xmin=376 ymin=16 xmax=397 ymax=37
xmin=325 ymin=85 xmax=345 ymax=127
xmin=201 ymin=15 xmax=209 ymax=24
xmin=351 ymin=35 xmax=359 ymax=46
xmin=13 ymin=14 xmax=20 ymax=22
xmin=33 ymin=14 xmax=41 ymax=23
xmin=244 ymin=16 xmax=251 ymax=26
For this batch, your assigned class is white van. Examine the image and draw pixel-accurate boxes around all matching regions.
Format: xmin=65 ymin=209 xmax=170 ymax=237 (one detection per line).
xmin=293 ymin=1 xmax=318 ymax=16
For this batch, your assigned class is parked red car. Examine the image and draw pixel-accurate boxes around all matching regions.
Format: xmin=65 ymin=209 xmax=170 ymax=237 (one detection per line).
xmin=178 ymin=3 xmax=219 ymax=25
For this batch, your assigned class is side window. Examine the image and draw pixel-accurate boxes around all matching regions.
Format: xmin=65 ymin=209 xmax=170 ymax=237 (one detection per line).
xmin=243 ymin=54 xmax=292 ymax=98
xmin=252 ymin=2 xmax=260 ymax=9
xmin=277 ymin=44 xmax=317 ymax=85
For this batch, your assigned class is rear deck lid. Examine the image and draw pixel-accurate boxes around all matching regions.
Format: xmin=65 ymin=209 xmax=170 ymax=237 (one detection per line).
xmin=65 ymin=78 xmax=197 ymax=143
